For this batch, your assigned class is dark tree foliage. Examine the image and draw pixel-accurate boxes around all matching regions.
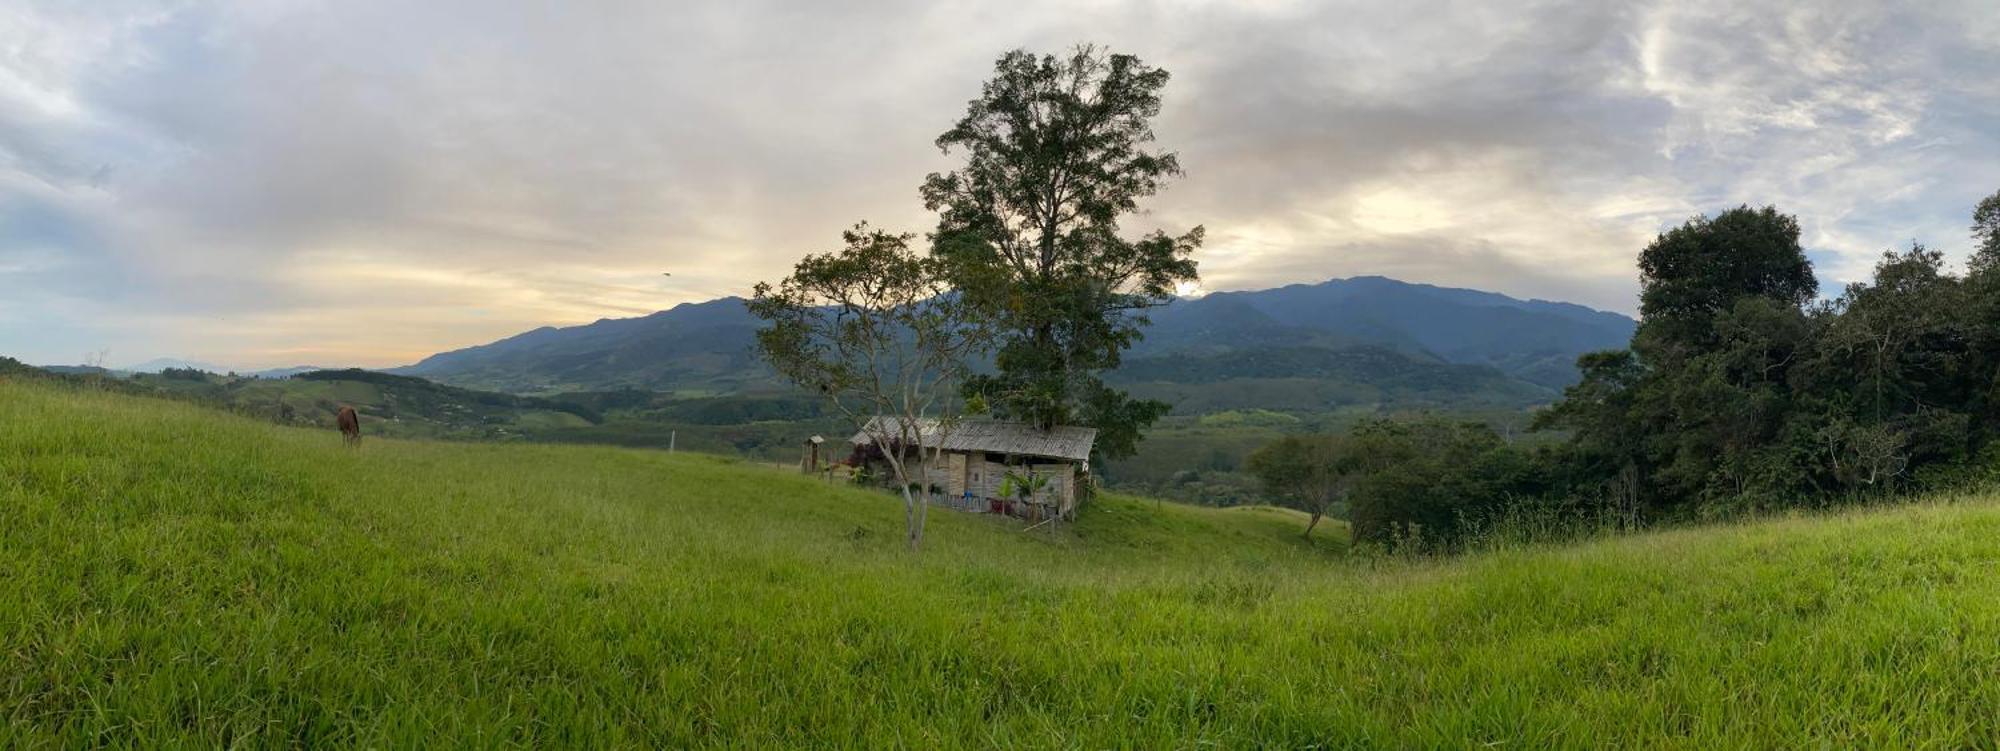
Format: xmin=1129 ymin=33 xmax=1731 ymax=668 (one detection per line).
xmin=1533 ymin=207 xmax=1824 ymax=513
xmin=1246 ymin=434 xmax=1353 ymax=539
xmin=1535 ymin=198 xmax=2000 ymax=521
xmin=1531 ymin=351 xmax=1644 ymax=459
xmin=1275 ymin=193 xmax=2000 ymax=551
xmin=922 ymin=46 xmax=1202 ymax=459
xmin=1636 ymin=205 xmax=1817 ymax=361
xmin=1972 ymin=188 xmax=2000 ymax=273
xmin=1341 ymin=417 xmax=1546 ymax=549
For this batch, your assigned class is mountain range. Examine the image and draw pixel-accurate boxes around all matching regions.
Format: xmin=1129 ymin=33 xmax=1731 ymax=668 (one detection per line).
xmin=393 ymin=276 xmax=1636 ymax=412
xmin=1131 ymin=276 xmax=1635 ymax=389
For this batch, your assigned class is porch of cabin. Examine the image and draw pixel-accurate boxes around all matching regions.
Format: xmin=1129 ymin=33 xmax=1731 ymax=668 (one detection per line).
xmin=888 ymin=449 xmax=1081 ymax=521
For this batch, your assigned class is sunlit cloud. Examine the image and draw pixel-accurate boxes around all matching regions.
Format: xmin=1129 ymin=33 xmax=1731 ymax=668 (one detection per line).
xmin=1 ymin=0 xmax=1996 ymax=369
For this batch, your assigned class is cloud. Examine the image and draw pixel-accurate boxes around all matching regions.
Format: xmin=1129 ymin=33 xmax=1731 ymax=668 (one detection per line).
xmin=0 ymin=0 xmax=1996 ymax=368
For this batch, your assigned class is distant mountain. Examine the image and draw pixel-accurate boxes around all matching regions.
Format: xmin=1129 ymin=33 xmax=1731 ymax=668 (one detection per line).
xmin=394 ymin=277 xmax=1637 ymax=408
xmin=122 ymin=357 xmax=227 ymax=374
xmin=393 ymin=297 xmax=770 ymax=394
xmin=1132 ymin=276 xmax=1635 ymax=389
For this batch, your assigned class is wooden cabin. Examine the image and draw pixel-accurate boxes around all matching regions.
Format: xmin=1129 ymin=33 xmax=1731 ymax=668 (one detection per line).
xmin=847 ymin=417 xmax=1097 ymax=520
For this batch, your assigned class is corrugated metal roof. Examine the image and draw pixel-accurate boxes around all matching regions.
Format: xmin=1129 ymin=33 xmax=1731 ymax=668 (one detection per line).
xmin=849 ymin=417 xmax=1097 ymax=462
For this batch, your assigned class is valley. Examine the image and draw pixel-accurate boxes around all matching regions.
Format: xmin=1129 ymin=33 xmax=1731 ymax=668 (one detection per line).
xmin=61 ymin=276 xmax=1631 ymax=506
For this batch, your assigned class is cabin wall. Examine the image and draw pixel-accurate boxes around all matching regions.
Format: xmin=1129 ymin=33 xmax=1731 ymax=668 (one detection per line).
xmin=861 ymin=448 xmax=1082 ymax=518
xmin=909 ymin=454 xmax=953 ymax=492
xmin=1043 ymin=463 xmax=1078 ymax=517
xmin=860 ymin=453 xmax=948 ymax=492
xmin=967 ymin=455 xmax=1001 ymax=500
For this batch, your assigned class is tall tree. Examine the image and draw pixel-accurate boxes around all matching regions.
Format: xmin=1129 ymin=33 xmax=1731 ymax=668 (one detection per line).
xmin=1971 ymin=188 xmax=2000 ymax=272
xmin=1963 ymin=188 xmax=2000 ymax=438
xmin=1542 ymin=206 xmax=1821 ymax=514
xmin=921 ymin=45 xmax=1202 ymax=459
xmin=747 ymin=224 xmax=990 ymax=550
xmin=1821 ymin=244 xmax=1966 ymax=422
xmin=1636 ymin=205 xmax=1817 ymax=361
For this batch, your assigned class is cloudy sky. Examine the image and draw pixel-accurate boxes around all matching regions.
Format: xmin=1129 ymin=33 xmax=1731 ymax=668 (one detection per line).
xmin=3 ymin=1 xmax=1996 ymax=370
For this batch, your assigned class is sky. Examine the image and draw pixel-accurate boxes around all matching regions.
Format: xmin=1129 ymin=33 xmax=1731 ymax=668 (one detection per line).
xmin=2 ymin=1 xmax=1997 ymax=370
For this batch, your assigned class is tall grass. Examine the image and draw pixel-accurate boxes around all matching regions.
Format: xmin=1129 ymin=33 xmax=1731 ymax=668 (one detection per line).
xmin=5 ymin=378 xmax=2000 ymax=747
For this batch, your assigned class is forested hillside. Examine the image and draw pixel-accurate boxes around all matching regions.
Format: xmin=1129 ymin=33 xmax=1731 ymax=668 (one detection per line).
xmin=393 ymin=276 xmax=1631 ymax=404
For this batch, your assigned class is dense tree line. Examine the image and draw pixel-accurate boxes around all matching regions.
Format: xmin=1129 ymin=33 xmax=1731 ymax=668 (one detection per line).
xmin=1254 ymin=191 xmax=2000 ymax=549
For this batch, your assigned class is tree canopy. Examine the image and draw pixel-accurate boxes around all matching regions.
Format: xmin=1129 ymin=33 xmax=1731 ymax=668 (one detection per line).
xmin=1246 ymin=434 xmax=1354 ymax=539
xmin=1972 ymin=188 xmax=2000 ymax=272
xmin=748 ymin=224 xmax=991 ymax=549
xmin=1635 ymin=205 xmax=1816 ymax=360
xmin=922 ymin=46 xmax=1201 ymax=459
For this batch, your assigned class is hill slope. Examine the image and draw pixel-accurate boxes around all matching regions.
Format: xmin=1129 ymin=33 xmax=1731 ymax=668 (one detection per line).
xmin=395 ymin=297 xmax=770 ymax=395
xmin=1132 ymin=276 xmax=1635 ymax=388
xmin=393 ymin=277 xmax=1633 ymax=403
xmin=1108 ymin=344 xmax=1551 ymax=411
xmin=107 ymin=367 xmax=602 ymax=441
xmin=3 ymin=380 xmax=1992 ymax=746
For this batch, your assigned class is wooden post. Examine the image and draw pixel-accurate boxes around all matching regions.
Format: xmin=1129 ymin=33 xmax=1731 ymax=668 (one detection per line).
xmin=801 ymin=435 xmax=825 ymax=474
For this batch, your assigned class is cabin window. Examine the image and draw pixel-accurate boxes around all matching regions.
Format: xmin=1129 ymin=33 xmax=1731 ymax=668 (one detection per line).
xmin=984 ymin=452 xmax=1006 ymax=463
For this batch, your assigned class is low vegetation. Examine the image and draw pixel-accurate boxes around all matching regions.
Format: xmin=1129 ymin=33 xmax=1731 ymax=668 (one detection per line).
xmin=9 ymin=378 xmax=2000 ymax=746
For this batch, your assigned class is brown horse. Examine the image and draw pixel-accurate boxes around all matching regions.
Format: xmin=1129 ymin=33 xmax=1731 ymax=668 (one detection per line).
xmin=336 ymin=406 xmax=361 ymax=447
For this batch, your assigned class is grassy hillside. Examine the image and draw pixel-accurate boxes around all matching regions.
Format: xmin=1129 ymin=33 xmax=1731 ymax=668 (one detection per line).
xmin=111 ymin=368 xmax=601 ymax=441
xmin=5 ymin=379 xmax=2000 ymax=746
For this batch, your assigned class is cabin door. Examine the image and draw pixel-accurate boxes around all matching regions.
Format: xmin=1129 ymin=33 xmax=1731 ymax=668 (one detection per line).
xmin=946 ymin=453 xmax=968 ymax=498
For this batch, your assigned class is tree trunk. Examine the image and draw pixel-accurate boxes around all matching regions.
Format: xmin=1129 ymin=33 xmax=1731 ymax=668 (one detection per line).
xmin=911 ymin=448 xmax=938 ymax=550
xmin=885 ymin=451 xmax=926 ymax=552
xmin=1304 ymin=509 xmax=1323 ymax=539
xmin=918 ymin=492 xmax=929 ymax=547
xmin=1032 ymin=322 xmax=1058 ymax=430
xmin=901 ymin=484 xmax=922 ymax=551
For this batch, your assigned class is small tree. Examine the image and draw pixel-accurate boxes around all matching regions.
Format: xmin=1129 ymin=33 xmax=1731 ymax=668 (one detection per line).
xmin=748 ymin=224 xmax=990 ymax=550
xmin=1246 ymin=434 xmax=1353 ymax=539
xmin=998 ymin=466 xmax=1052 ymax=521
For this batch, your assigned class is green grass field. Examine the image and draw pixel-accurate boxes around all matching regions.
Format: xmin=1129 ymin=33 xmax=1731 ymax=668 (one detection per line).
xmin=6 ymin=378 xmax=2000 ymax=747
